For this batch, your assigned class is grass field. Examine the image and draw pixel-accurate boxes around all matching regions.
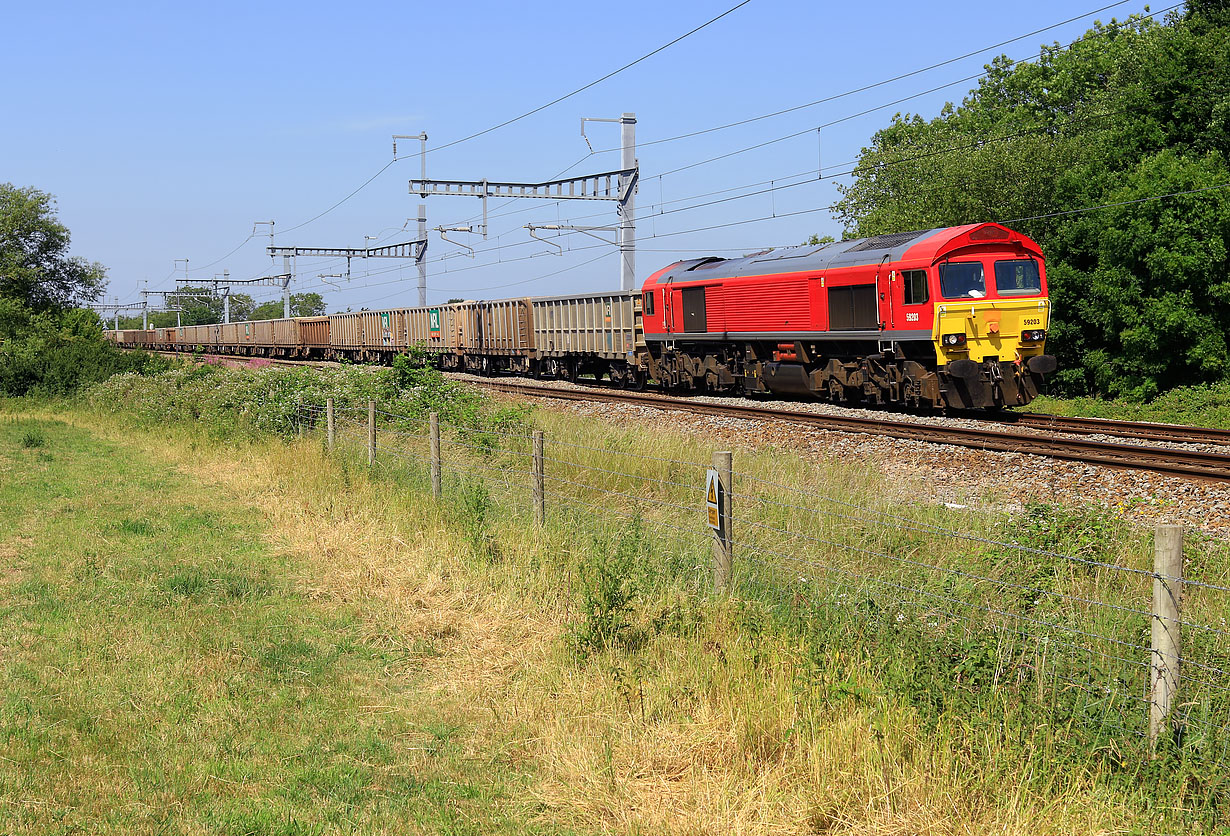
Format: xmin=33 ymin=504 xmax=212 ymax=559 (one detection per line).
xmin=0 ymin=414 xmax=572 ymax=835
xmin=2 ymin=387 xmax=1227 ymax=834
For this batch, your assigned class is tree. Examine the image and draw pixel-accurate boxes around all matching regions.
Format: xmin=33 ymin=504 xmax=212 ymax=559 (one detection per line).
xmin=831 ymin=10 xmax=1230 ymax=399
xmin=230 ymin=293 xmax=256 ymax=321
xmin=0 ymin=183 xmax=106 ymax=311
xmin=0 ymin=183 xmax=164 ymax=395
xmin=249 ymin=292 xmax=327 ymax=321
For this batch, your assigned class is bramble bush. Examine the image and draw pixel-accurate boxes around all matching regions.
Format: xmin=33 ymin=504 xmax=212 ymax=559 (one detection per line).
xmin=80 ymin=356 xmax=534 ymax=442
xmin=0 ymin=300 xmax=167 ymax=397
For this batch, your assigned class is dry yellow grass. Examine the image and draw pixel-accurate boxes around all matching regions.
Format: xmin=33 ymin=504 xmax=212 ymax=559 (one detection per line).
xmin=45 ymin=407 xmax=1150 ymax=835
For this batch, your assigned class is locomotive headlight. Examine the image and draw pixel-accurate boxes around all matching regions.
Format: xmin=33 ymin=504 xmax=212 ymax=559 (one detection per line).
xmin=942 ymin=333 xmax=967 ymax=347
xmin=1021 ymin=329 xmax=1046 ymax=343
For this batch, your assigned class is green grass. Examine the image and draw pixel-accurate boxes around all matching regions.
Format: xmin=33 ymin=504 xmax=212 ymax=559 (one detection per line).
xmin=0 ymin=416 xmax=574 ymax=835
xmin=1030 ymin=380 xmax=1230 ymax=428
xmin=32 ymin=364 xmax=1230 ymax=832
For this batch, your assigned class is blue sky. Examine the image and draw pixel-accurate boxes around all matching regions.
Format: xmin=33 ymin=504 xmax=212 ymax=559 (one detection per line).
xmin=3 ymin=0 xmax=1166 ymax=313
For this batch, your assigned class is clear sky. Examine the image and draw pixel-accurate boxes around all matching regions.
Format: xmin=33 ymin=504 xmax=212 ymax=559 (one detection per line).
xmin=3 ymin=0 xmax=1166 ymax=314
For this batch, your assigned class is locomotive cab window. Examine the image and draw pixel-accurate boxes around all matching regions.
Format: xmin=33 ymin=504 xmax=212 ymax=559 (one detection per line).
xmin=939 ymin=262 xmax=986 ymax=299
xmin=642 ymin=290 xmax=655 ymax=316
xmin=902 ymin=270 xmax=929 ymax=304
xmin=994 ymin=259 xmax=1042 ymax=295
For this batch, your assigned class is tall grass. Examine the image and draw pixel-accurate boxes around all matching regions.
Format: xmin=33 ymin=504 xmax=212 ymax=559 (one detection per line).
xmin=71 ymin=366 xmax=1230 ymax=833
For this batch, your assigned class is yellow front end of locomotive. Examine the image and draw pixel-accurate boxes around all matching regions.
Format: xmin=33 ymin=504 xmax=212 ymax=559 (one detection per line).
xmin=933 ymin=298 xmax=1050 ymax=367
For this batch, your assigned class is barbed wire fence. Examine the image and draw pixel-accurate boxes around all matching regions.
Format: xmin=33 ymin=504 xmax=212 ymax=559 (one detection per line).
xmin=293 ymin=397 xmax=1230 ymax=785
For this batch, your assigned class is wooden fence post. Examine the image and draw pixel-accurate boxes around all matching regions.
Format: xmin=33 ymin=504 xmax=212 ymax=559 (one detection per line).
xmin=367 ymin=400 xmax=376 ymax=467
xmin=711 ymin=450 xmax=733 ymax=593
xmin=326 ymin=398 xmax=335 ymax=452
xmin=1150 ymin=524 xmax=1183 ymax=751
xmin=532 ymin=430 xmax=545 ymax=526
xmin=429 ymin=411 xmax=441 ymax=498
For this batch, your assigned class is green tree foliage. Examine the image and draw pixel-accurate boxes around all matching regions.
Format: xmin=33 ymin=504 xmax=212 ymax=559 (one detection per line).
xmin=832 ymin=8 xmax=1230 ymax=399
xmin=0 ymin=184 xmax=160 ymax=395
xmin=0 ymin=184 xmax=106 ymax=311
xmin=0 ymin=298 xmax=166 ymax=396
xmin=229 ymin=293 xmax=257 ymax=322
xmin=803 ymin=234 xmax=837 ymax=246
xmin=249 ymin=292 xmax=327 ymax=321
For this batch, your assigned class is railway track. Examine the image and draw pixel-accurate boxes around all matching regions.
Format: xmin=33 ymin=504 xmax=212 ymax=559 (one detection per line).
xmin=476 ymin=380 xmax=1230 ymax=482
xmin=986 ymin=411 xmax=1230 ymax=447
xmin=147 ymin=350 xmax=1230 ymax=480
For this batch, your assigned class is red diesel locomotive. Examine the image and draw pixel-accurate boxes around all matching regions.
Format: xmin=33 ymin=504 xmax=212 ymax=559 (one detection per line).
xmin=638 ymin=222 xmax=1056 ymax=409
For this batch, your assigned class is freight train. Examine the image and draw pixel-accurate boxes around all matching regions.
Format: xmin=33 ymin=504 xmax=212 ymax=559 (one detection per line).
xmin=108 ymin=221 xmax=1056 ymax=409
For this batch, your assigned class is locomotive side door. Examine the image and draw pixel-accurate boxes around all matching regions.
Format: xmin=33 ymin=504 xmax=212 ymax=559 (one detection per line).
xmin=680 ymin=286 xmax=708 ymax=333
xmin=876 ymin=255 xmax=893 ymax=331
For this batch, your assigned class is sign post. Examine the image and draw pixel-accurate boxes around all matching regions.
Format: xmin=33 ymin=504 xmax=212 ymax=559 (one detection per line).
xmin=706 ymin=468 xmax=721 ymax=531
xmin=709 ymin=452 xmax=732 ymax=592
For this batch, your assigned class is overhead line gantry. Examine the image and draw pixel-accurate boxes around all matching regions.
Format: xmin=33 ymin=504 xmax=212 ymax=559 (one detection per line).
xmin=267 ymin=237 xmax=428 ymax=313
xmin=410 ymin=112 xmax=638 ymax=291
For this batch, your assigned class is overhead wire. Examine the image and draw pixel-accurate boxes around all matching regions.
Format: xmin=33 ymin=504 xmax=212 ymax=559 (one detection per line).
xmin=278 ymin=175 xmax=1230 ymax=306
xmin=652 ymin=2 xmax=1183 ymax=178
xmin=585 ymin=0 xmax=1146 ymax=154
xmin=213 ymin=0 xmax=1168 ymax=289
xmin=188 ymin=0 xmax=1185 ymax=307
xmin=226 ymin=1 xmax=754 ymax=256
xmin=177 ymin=81 xmax=1230 ymax=307
xmin=372 ymin=0 xmax=1181 ymax=265
xmin=423 ymin=0 xmax=754 ymax=156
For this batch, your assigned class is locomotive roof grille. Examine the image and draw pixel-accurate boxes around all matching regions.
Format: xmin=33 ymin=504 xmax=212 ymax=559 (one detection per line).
xmin=842 ymin=230 xmax=930 ymax=252
xmin=751 ymin=245 xmax=831 ymax=263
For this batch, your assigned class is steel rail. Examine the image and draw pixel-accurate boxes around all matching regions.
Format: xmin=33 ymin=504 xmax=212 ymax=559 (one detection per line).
xmin=991 ymin=412 xmax=1230 ymax=447
xmin=475 ymin=381 xmax=1230 ymax=482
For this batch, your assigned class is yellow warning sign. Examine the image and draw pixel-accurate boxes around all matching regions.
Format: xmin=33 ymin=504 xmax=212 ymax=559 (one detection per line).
xmin=705 ymin=468 xmax=721 ymax=532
